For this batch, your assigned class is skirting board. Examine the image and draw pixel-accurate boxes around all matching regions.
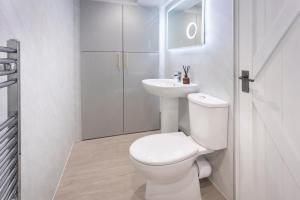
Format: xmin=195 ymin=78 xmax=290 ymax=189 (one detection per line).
xmin=51 ymin=142 xmax=74 ymax=200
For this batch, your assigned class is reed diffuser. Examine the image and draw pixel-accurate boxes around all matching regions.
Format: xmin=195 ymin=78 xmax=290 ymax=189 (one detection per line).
xmin=182 ymin=65 xmax=190 ymax=84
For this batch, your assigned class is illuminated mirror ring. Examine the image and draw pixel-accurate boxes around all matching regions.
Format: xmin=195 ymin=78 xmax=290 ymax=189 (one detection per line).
xmin=186 ymin=22 xmax=198 ymax=39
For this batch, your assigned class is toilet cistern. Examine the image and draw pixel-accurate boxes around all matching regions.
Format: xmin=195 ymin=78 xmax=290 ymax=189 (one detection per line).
xmin=142 ymin=79 xmax=197 ymax=132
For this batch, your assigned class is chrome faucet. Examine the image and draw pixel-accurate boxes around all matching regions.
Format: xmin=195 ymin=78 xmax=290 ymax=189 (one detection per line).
xmin=173 ymin=71 xmax=182 ymax=82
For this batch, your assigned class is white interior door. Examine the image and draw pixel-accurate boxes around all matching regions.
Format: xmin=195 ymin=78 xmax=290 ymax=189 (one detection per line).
xmin=237 ymin=0 xmax=300 ymax=199
xmin=81 ymin=52 xmax=123 ymax=139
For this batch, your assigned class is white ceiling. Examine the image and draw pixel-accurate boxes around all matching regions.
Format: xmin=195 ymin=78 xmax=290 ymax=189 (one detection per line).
xmin=81 ymin=0 xmax=168 ymax=7
xmin=136 ymin=0 xmax=168 ymax=7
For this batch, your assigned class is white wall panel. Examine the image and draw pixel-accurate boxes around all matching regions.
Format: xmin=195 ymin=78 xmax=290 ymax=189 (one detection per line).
xmin=0 ymin=0 xmax=80 ymax=199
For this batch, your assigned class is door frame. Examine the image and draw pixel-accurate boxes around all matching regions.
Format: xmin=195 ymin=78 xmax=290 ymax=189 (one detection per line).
xmin=234 ymin=0 xmax=254 ymax=198
xmin=233 ymin=0 xmax=242 ymax=199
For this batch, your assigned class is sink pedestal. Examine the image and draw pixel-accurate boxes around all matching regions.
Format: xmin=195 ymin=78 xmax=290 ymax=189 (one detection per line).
xmin=160 ymin=97 xmax=179 ymax=133
xmin=142 ymin=79 xmax=197 ymax=133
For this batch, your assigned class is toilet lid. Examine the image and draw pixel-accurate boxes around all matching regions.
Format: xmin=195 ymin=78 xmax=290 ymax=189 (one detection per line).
xmin=130 ymin=133 xmax=198 ymax=166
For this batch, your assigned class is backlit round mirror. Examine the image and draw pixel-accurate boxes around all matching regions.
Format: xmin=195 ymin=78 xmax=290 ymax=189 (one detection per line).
xmin=186 ymin=22 xmax=198 ymax=39
xmin=167 ymin=0 xmax=205 ymax=49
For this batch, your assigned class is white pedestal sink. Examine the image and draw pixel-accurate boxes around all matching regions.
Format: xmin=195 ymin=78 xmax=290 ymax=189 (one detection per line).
xmin=142 ymin=79 xmax=198 ymax=133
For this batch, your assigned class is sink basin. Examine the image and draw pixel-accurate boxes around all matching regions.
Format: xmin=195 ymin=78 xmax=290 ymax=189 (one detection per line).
xmin=142 ymin=79 xmax=198 ymax=98
xmin=142 ymin=79 xmax=198 ymax=133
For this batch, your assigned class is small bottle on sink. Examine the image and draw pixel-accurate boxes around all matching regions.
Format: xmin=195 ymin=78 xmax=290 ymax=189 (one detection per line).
xmin=182 ymin=65 xmax=190 ymax=84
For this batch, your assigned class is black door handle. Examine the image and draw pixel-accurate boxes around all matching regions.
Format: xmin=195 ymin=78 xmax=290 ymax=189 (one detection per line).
xmin=238 ymin=75 xmax=255 ymax=82
xmin=239 ymin=70 xmax=254 ymax=93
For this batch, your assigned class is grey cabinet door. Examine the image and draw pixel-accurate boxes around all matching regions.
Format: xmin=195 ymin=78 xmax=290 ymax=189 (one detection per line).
xmin=81 ymin=52 xmax=123 ymax=139
xmin=123 ymin=5 xmax=159 ymax=52
xmin=80 ymin=1 xmax=122 ymax=51
xmin=124 ymin=53 xmax=160 ymax=133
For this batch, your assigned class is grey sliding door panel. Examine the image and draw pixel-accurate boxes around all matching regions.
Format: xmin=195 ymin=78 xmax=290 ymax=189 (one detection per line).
xmin=124 ymin=53 xmax=160 ymax=134
xmin=123 ymin=5 xmax=159 ymax=52
xmin=80 ymin=0 xmax=122 ymax=51
xmin=81 ymin=52 xmax=123 ymax=139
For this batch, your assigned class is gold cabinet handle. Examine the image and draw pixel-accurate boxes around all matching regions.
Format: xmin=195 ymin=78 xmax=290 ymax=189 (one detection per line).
xmin=124 ymin=53 xmax=128 ymax=69
xmin=115 ymin=53 xmax=121 ymax=69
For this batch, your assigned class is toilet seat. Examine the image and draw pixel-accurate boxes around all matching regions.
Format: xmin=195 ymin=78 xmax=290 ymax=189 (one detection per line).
xmin=130 ymin=132 xmax=199 ymax=166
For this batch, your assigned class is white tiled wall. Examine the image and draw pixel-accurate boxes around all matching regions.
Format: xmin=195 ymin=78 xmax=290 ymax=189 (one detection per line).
xmin=160 ymin=0 xmax=234 ymax=199
xmin=0 ymin=0 xmax=81 ymax=199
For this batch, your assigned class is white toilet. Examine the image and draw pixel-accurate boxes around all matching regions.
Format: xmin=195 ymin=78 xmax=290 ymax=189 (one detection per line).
xmin=129 ymin=93 xmax=229 ymax=200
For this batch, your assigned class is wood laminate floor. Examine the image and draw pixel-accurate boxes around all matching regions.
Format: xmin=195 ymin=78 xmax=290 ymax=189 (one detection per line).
xmin=54 ymin=131 xmax=226 ymax=200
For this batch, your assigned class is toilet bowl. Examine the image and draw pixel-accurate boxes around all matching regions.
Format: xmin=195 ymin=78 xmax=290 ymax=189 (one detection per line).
xmin=130 ymin=132 xmax=213 ymax=200
xmin=129 ymin=93 xmax=229 ymax=200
